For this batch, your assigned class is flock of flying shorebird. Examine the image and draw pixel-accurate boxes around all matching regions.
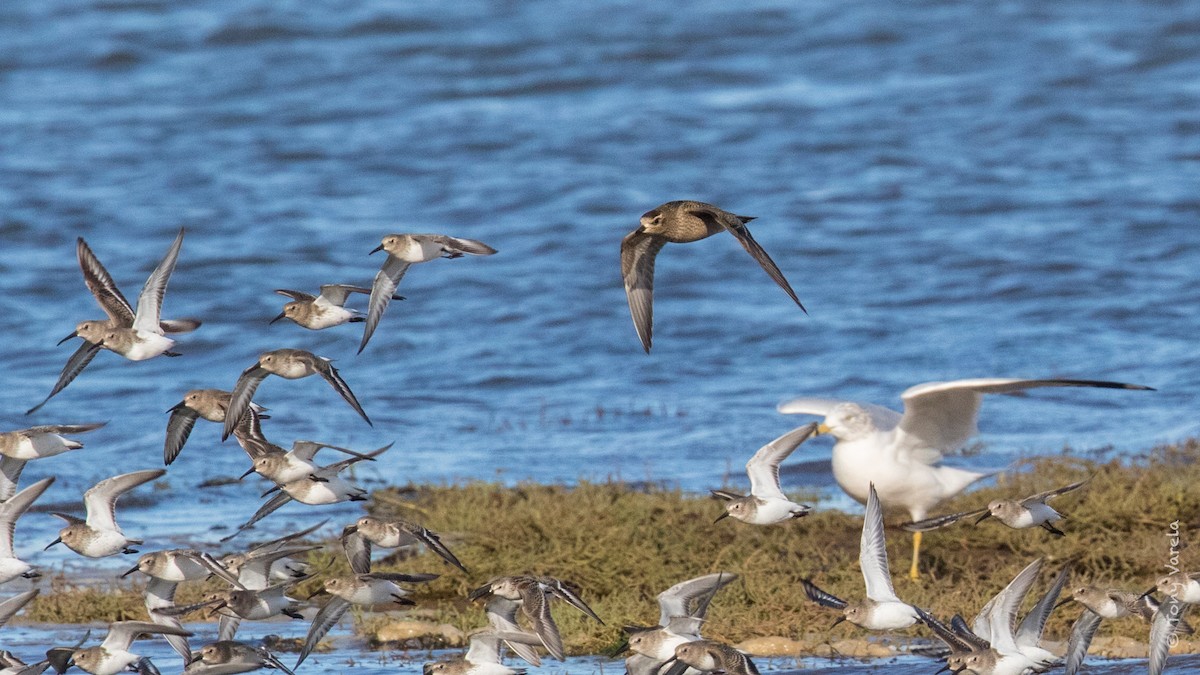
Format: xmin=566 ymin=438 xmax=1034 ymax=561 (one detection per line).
xmin=0 ymin=200 xmax=1190 ymax=675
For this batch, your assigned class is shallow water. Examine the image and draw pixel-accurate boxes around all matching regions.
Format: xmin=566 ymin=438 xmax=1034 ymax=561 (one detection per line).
xmin=1 ymin=0 xmax=1199 ymax=670
xmin=4 ymin=623 xmax=1200 ymax=675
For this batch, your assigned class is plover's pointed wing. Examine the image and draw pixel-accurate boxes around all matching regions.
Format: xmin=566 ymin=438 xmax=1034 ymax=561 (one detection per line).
xmin=900 ymin=507 xmax=989 ymax=532
xmin=132 ymin=229 xmax=185 ymax=333
xmin=443 ymin=236 xmax=497 ymax=256
xmin=274 ymin=289 xmax=316 ymax=303
xmin=0 ymin=457 xmax=26 ymax=503
xmin=222 ymin=493 xmax=296 ymax=543
xmin=222 ymin=365 xmax=270 ymax=441
xmin=362 ymin=572 xmax=439 ymax=585
xmin=318 ymin=284 xmax=372 ymax=306
xmin=25 ymin=341 xmax=103 ymax=415
xmin=860 ymin=484 xmax=900 ymax=603
xmin=705 ymin=211 xmax=804 ymax=313
xmin=689 ymin=572 xmax=737 ymax=621
xmin=897 ymin=379 xmax=1151 ymax=462
xmin=401 ymin=522 xmax=468 ymax=574
xmin=521 ymin=588 xmax=565 ymax=660
xmin=0 ymin=477 xmax=55 ymax=558
xmin=218 ymin=614 xmax=242 ymax=642
xmin=290 ymin=440 xmax=378 ymax=463
xmin=1023 ymin=478 xmax=1090 ymax=505
xmin=144 ymin=578 xmax=190 ymax=663
xmin=101 ymin=620 xmax=191 ymax=652
xmin=624 ymin=652 xmax=663 ymax=675
xmin=541 ymin=577 xmax=602 ymax=623
xmin=159 ymin=318 xmax=200 ymax=334
xmin=77 ymin=237 xmax=134 ymax=325
xmin=1064 ymin=609 xmax=1103 ymax=675
xmin=745 ymin=423 xmax=815 ymax=500
xmin=163 ymin=402 xmax=200 ymax=465
xmin=295 ymin=596 xmax=350 ymax=670
xmin=322 ymin=443 xmax=391 ymax=476
xmin=243 ymin=519 xmax=329 ymax=555
xmin=83 ymin=469 xmax=164 ymax=531
xmin=485 ymin=596 xmax=542 ymax=666
xmin=1150 ymin=597 xmax=1187 ymax=675
xmin=310 ymin=359 xmax=371 ymax=426
xmin=1016 ymin=563 xmax=1071 ymax=649
xmin=466 ymin=629 xmax=538 ymax=666
xmin=914 ymin=606 xmax=979 ymax=654
xmin=981 ymin=558 xmax=1043 ymax=654
xmin=359 ymin=256 xmax=411 ymax=354
xmin=340 ymin=525 xmax=372 ymax=574
xmin=21 ymin=422 xmax=105 ymax=435
xmin=0 ymin=589 xmax=37 ymax=630
xmin=800 ymin=578 xmax=848 ymax=610
xmin=620 ymin=229 xmax=666 ymax=354
xmin=657 ymin=572 xmax=738 ymax=625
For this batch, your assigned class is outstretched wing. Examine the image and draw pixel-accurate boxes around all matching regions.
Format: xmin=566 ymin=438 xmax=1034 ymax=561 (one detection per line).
xmin=312 ymin=360 xmax=372 ymax=426
xmin=860 ymin=484 xmax=899 ymax=602
xmin=26 ymin=341 xmax=103 ymax=415
xmin=222 ymin=365 xmax=269 ymax=440
xmin=706 ymin=212 xmax=804 ymax=312
xmin=359 ymin=257 xmax=411 ymax=354
xmin=132 ymin=228 xmax=185 ymax=333
xmin=1064 ymin=609 xmax=1103 ymax=675
xmin=620 ymin=229 xmax=665 ymax=354
xmin=745 ymin=424 xmax=815 ymax=500
xmin=163 ymin=404 xmax=200 ymax=465
xmin=896 ymin=378 xmax=1152 ymax=463
xmin=900 ymin=507 xmax=989 ymax=533
xmin=77 ymin=237 xmax=134 ymax=324
xmin=296 ymin=597 xmax=350 ymax=670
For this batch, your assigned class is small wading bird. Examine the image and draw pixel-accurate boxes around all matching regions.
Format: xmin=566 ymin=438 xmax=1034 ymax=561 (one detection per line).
xmin=27 ymin=232 xmax=200 ymax=414
xmin=0 ymin=422 xmax=104 ymax=500
xmin=1061 ymin=583 xmax=1193 ymax=675
xmin=69 ymin=620 xmax=191 ymax=675
xmin=620 ymin=200 xmax=805 ymax=353
xmin=621 ymin=572 xmax=738 ymax=675
xmin=778 ymin=377 xmax=1152 ymax=578
xmin=660 ymin=640 xmax=760 ymax=675
xmin=270 ymin=284 xmax=403 ymax=331
xmin=802 ymin=484 xmax=918 ymax=631
xmin=712 ymin=423 xmax=816 ymax=525
xmin=341 ymin=516 xmax=469 ymax=575
xmin=468 ymin=576 xmax=603 ymax=661
xmin=221 ymin=348 xmax=371 ymax=440
xmin=360 ymin=233 xmax=497 ymax=353
xmin=422 ymin=628 xmax=544 ymax=675
xmin=901 ymin=478 xmax=1089 ymax=536
xmin=184 ymin=640 xmax=296 ymax=675
xmin=295 ymin=572 xmax=439 ymax=668
xmin=46 ymin=469 xmax=165 ymax=558
xmin=164 ymin=389 xmax=268 ymax=465
xmin=0 ymin=477 xmax=57 ymax=584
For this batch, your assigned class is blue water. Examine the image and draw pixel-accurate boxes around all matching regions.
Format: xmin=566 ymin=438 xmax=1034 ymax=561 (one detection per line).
xmin=1 ymin=0 xmax=1199 ymax=670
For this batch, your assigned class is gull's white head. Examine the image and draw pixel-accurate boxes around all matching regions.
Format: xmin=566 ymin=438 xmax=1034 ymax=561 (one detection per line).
xmin=818 ymin=403 xmax=875 ymax=442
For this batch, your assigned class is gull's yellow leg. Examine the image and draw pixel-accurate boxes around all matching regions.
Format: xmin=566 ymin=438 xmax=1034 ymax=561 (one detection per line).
xmin=909 ymin=531 xmax=922 ymax=580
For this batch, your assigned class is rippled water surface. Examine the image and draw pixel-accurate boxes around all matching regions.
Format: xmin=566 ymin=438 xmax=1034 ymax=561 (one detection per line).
xmin=2 ymin=0 xmax=1199 ymax=671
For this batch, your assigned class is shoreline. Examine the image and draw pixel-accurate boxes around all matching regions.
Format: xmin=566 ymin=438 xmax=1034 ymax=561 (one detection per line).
xmin=13 ymin=440 xmax=1200 ymax=660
